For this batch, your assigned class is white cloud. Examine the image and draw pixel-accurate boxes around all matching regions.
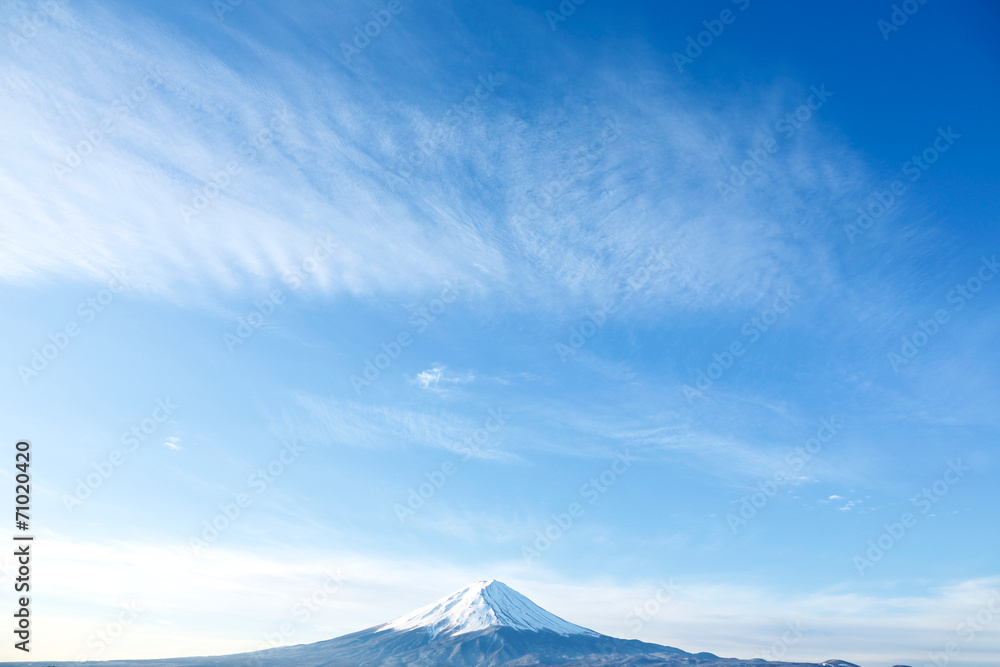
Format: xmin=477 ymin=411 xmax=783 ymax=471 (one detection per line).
xmin=0 ymin=3 xmax=875 ymax=323
xmin=415 ymin=367 xmax=444 ymax=388
xmin=0 ymin=6 xmax=500 ymax=300
xmin=414 ymin=366 xmax=475 ymax=390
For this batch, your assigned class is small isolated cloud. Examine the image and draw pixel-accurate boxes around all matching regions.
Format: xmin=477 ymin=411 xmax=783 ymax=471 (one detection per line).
xmin=162 ymin=437 xmax=181 ymax=451
xmin=416 ymin=367 xmax=444 ymax=388
xmin=833 ymin=497 xmax=866 ymax=512
xmin=414 ymin=366 xmax=475 ymax=390
xmin=818 ymin=494 xmax=862 ymax=510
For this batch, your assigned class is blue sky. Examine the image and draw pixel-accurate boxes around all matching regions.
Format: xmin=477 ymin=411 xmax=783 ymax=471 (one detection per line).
xmin=1 ymin=0 xmax=999 ymax=664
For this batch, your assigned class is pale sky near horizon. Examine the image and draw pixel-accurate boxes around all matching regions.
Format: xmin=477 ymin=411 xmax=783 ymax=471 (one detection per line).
xmin=0 ymin=0 xmax=999 ymax=665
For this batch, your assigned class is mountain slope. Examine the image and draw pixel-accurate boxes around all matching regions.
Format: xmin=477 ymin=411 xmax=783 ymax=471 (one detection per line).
xmin=0 ymin=580 xmax=849 ymax=667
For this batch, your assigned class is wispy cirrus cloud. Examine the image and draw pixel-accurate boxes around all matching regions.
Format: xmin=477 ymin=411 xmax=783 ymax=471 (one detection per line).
xmin=0 ymin=0 xmax=878 ymax=325
xmin=295 ymin=393 xmax=513 ymax=461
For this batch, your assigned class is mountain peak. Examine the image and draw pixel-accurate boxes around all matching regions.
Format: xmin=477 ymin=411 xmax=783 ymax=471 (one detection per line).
xmin=378 ymin=580 xmax=600 ymax=639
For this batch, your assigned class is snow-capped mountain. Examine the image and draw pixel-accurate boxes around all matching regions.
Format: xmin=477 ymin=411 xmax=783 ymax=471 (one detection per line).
xmin=0 ymin=580 xmax=862 ymax=667
xmin=379 ymin=579 xmax=600 ymax=638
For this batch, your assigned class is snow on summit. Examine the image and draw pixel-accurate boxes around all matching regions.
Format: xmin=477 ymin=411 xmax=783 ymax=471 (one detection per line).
xmin=379 ymin=580 xmax=600 ymax=638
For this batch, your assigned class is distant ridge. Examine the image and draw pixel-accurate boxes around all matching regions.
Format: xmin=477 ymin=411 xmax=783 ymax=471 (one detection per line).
xmin=0 ymin=580 xmax=868 ymax=667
